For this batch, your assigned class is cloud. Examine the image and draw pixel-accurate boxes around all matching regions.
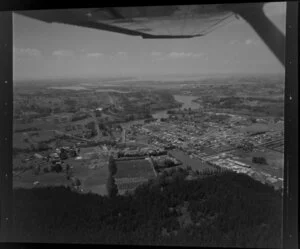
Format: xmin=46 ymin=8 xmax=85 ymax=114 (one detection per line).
xmin=13 ymin=47 xmax=41 ymax=57
xmin=108 ymin=52 xmax=128 ymax=60
xmin=151 ymin=51 xmax=162 ymax=57
xmin=229 ymin=40 xmax=239 ymax=45
xmin=203 ymin=55 xmax=209 ymax=60
xmin=169 ymin=52 xmax=192 ymax=58
xmin=87 ymin=52 xmax=104 ymax=58
xmin=117 ymin=52 xmax=127 ymax=56
xmin=168 ymin=52 xmax=203 ymax=58
xmin=223 ymin=59 xmax=236 ymax=65
xmin=192 ymin=53 xmax=204 ymax=58
xmin=52 ymin=50 xmax=74 ymax=57
xmin=230 ymin=39 xmax=259 ymax=46
xmin=153 ymin=57 xmax=167 ymax=62
xmin=245 ymin=39 xmax=259 ymax=46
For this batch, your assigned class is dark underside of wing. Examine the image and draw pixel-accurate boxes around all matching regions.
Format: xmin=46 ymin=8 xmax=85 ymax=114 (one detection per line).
xmin=15 ymin=4 xmax=263 ymax=39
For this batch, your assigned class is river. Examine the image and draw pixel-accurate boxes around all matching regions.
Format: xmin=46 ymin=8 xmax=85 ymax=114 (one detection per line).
xmin=120 ymin=95 xmax=200 ymax=128
xmin=170 ymin=150 xmax=214 ymax=171
xmin=152 ymin=95 xmax=200 ymax=119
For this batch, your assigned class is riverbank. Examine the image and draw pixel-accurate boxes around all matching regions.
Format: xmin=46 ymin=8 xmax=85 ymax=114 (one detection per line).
xmin=169 ymin=150 xmax=215 ymax=172
xmin=121 ymin=94 xmax=201 ymax=127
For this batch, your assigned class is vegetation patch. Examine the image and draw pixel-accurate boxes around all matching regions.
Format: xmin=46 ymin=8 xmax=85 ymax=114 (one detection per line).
xmin=12 ymin=170 xmax=282 ymax=247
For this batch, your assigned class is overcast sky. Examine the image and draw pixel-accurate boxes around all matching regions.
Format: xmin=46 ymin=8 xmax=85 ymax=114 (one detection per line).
xmin=13 ymin=2 xmax=286 ymax=81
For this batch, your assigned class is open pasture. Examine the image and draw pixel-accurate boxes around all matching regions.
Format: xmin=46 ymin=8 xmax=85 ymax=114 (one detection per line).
xmin=115 ymin=159 xmax=155 ymax=179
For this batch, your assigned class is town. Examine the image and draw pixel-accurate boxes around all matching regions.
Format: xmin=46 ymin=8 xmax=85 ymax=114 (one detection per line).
xmin=12 ymin=75 xmax=284 ymax=195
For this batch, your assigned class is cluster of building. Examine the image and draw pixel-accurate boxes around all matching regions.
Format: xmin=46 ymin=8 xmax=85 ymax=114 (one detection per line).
xmin=131 ymin=119 xmax=237 ymax=158
xmin=127 ymin=112 xmax=283 ymax=158
xmin=205 ymin=153 xmax=282 ymax=188
xmin=119 ymin=110 xmax=284 ymax=188
xmin=205 ymin=153 xmax=251 ymax=171
xmin=31 ymin=146 xmax=79 ymax=173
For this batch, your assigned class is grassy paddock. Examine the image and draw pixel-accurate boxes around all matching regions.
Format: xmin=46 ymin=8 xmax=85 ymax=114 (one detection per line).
xmin=115 ymin=159 xmax=155 ymax=179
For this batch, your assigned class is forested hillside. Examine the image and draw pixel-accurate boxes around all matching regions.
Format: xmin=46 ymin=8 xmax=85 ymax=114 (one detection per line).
xmin=12 ymin=170 xmax=282 ymax=247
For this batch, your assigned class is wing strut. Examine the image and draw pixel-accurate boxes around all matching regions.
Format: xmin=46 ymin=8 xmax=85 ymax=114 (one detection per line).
xmin=233 ymin=4 xmax=285 ymax=67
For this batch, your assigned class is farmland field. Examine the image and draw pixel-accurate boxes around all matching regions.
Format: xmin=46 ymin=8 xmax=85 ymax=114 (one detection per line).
xmin=239 ymin=122 xmax=283 ymax=134
xmin=115 ymin=159 xmax=156 ymax=179
xmin=115 ymin=177 xmax=149 ymax=193
xmin=231 ymin=149 xmax=283 ymax=178
xmin=13 ymin=170 xmax=70 ymax=189
xmin=13 ymin=145 xmax=110 ymax=196
xmin=13 ymin=120 xmax=59 ymax=132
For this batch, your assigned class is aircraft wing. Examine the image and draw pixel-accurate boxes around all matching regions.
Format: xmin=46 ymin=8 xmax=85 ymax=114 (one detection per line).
xmin=15 ymin=4 xmax=253 ymax=39
xmin=15 ymin=3 xmax=285 ymax=66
